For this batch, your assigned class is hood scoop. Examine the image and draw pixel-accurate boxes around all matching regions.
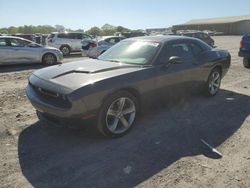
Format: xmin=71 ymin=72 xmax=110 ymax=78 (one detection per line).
xmin=52 ymin=70 xmax=91 ymax=79
xmin=52 ymin=65 xmax=140 ymax=79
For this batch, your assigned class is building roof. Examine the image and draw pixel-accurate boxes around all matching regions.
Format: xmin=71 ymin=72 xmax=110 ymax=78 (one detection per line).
xmin=182 ymin=15 xmax=250 ymax=25
xmin=125 ymin=35 xmax=199 ymax=43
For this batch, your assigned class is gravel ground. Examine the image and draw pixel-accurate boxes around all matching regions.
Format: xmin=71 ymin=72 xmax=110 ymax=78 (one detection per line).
xmin=0 ymin=36 xmax=249 ymax=188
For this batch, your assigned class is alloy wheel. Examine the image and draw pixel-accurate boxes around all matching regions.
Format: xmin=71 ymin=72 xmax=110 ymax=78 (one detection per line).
xmin=44 ymin=54 xmax=56 ymax=65
xmin=61 ymin=47 xmax=70 ymax=55
xmin=105 ymin=97 xmax=136 ymax=134
xmin=208 ymin=71 xmax=221 ymax=95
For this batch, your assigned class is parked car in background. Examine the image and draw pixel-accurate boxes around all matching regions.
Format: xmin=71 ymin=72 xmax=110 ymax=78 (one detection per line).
xmin=0 ymin=36 xmax=63 ymax=65
xmin=12 ymin=34 xmax=37 ymax=42
xmin=82 ymin=36 xmax=125 ymax=58
xmin=239 ymin=34 xmax=250 ymax=68
xmin=178 ymin=31 xmax=215 ymax=47
xmin=46 ymin=32 xmax=93 ymax=56
xmin=26 ymin=36 xmax=230 ymax=137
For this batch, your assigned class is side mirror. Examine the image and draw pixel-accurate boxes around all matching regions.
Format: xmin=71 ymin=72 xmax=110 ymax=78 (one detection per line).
xmin=168 ymin=56 xmax=183 ymax=64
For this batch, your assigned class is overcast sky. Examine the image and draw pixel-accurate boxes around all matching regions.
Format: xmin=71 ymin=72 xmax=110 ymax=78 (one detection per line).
xmin=0 ymin=0 xmax=250 ymax=30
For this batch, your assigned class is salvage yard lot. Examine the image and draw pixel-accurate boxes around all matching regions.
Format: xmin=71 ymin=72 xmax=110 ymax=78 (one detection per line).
xmin=0 ymin=36 xmax=250 ymax=188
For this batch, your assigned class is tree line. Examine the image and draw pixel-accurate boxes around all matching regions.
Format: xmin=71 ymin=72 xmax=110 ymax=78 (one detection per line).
xmin=0 ymin=24 xmax=143 ymax=36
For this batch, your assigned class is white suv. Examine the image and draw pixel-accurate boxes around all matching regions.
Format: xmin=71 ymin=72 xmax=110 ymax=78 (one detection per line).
xmin=46 ymin=32 xmax=93 ymax=56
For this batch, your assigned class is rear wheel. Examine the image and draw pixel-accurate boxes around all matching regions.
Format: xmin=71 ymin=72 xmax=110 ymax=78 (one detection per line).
xmin=60 ymin=45 xmax=71 ymax=56
xmin=243 ymin=58 xmax=250 ymax=68
xmin=205 ymin=68 xmax=221 ymax=96
xmin=97 ymin=91 xmax=138 ymax=138
xmin=42 ymin=53 xmax=57 ymax=65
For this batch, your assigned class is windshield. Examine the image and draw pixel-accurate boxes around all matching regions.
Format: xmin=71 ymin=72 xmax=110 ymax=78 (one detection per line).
xmin=98 ymin=40 xmax=160 ymax=65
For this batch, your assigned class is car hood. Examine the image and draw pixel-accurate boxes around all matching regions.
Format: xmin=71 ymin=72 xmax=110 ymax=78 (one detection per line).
xmin=31 ymin=59 xmax=145 ymax=92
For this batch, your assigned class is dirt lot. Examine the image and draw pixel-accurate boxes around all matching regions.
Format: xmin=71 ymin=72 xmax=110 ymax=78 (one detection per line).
xmin=0 ymin=36 xmax=249 ymax=188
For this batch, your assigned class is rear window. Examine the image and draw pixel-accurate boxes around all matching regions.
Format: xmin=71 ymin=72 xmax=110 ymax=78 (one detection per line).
xmin=0 ymin=38 xmax=7 ymax=46
xmin=47 ymin=34 xmax=55 ymax=39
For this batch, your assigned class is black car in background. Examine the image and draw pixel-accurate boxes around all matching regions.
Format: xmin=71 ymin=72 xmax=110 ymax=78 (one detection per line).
xmin=179 ymin=31 xmax=215 ymax=47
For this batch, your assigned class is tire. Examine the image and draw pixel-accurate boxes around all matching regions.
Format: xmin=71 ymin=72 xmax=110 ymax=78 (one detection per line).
xmin=60 ymin=45 xmax=71 ymax=56
xmin=42 ymin=53 xmax=57 ymax=65
xmin=205 ymin=68 xmax=222 ymax=96
xmin=243 ymin=58 xmax=250 ymax=68
xmin=97 ymin=91 xmax=139 ymax=138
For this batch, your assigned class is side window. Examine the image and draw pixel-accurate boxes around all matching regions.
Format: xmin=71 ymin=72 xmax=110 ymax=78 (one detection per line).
xmin=76 ymin=33 xmax=83 ymax=39
xmin=57 ymin=33 xmax=67 ymax=38
xmin=107 ymin=38 xmax=117 ymax=44
xmin=203 ymin=34 xmax=209 ymax=39
xmin=67 ymin=33 xmax=76 ymax=39
xmin=197 ymin=33 xmax=204 ymax=39
xmin=82 ymin=34 xmax=91 ymax=40
xmin=0 ymin=39 xmax=7 ymax=46
xmin=190 ymin=43 xmax=203 ymax=56
xmin=157 ymin=42 xmax=194 ymax=64
xmin=10 ymin=39 xmax=30 ymax=47
xmin=170 ymin=43 xmax=193 ymax=59
xmin=114 ymin=38 xmax=121 ymax=43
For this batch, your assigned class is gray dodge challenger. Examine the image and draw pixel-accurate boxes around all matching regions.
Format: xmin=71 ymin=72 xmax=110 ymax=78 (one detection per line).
xmin=26 ymin=36 xmax=231 ymax=137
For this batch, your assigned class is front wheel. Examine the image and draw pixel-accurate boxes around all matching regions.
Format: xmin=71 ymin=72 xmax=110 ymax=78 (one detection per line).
xmin=97 ymin=91 xmax=138 ymax=138
xmin=42 ymin=53 xmax=57 ymax=65
xmin=205 ymin=68 xmax=221 ymax=96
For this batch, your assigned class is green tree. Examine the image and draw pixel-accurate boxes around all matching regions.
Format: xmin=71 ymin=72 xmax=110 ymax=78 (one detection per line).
xmin=116 ymin=26 xmax=130 ymax=33
xmin=86 ymin=27 xmax=102 ymax=36
xmin=102 ymin=29 xmax=116 ymax=36
xmin=8 ymin=26 xmax=18 ymax=34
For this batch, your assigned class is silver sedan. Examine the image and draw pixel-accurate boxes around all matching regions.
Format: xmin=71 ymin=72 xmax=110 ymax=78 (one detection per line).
xmin=0 ymin=36 xmax=63 ymax=65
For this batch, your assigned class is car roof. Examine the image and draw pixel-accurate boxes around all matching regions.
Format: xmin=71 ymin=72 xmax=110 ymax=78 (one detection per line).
xmin=124 ymin=35 xmax=198 ymax=43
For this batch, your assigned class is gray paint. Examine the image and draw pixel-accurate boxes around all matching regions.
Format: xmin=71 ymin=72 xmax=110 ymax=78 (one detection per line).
xmin=26 ymin=36 xmax=231 ymax=121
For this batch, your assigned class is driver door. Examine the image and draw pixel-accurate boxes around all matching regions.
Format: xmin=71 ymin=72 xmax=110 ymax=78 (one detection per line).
xmin=155 ymin=40 xmax=200 ymax=99
xmin=9 ymin=38 xmax=40 ymax=63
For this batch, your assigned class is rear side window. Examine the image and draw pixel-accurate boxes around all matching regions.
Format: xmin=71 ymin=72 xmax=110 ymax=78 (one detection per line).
xmin=75 ymin=33 xmax=83 ymax=39
xmin=190 ymin=43 xmax=203 ymax=56
xmin=170 ymin=43 xmax=193 ymax=59
xmin=82 ymin=34 xmax=92 ymax=40
xmin=0 ymin=38 xmax=7 ymax=46
xmin=157 ymin=42 xmax=194 ymax=64
xmin=57 ymin=33 xmax=67 ymax=38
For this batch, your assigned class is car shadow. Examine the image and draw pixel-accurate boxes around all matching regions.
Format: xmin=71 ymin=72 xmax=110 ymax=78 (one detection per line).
xmin=18 ymin=89 xmax=250 ymax=188
xmin=63 ymin=53 xmax=83 ymax=59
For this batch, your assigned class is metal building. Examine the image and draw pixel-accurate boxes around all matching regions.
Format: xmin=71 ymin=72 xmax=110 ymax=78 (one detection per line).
xmin=172 ymin=15 xmax=250 ymax=35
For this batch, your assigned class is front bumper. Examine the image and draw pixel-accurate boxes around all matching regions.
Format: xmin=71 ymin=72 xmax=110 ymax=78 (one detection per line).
xmin=26 ymin=84 xmax=88 ymax=119
xmin=57 ymin=52 xmax=64 ymax=62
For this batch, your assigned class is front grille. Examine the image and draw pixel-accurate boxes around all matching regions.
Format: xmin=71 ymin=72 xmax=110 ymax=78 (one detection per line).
xmin=30 ymin=83 xmax=72 ymax=109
